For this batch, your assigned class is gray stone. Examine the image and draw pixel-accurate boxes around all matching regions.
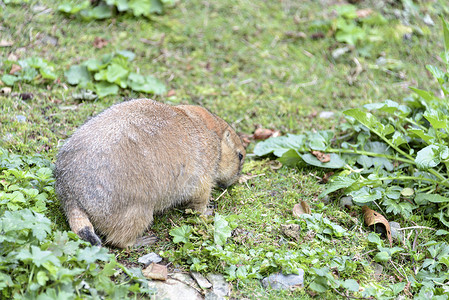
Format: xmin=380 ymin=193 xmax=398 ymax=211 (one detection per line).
xmin=340 ymin=196 xmax=353 ymax=208
xmin=138 ymin=252 xmax=162 ymax=266
xmin=423 ymin=14 xmax=434 ymax=26
xmin=148 ymin=278 xmax=203 ymax=300
xmin=206 ymin=274 xmax=230 ymax=299
xmin=389 ymin=221 xmax=401 ymax=239
xmin=191 ymin=272 xmax=212 ymax=289
xmin=171 ymin=273 xmax=199 ymax=289
xmin=261 ymin=270 xmax=304 ymax=290
xmin=16 ymin=115 xmax=26 ymax=122
xmin=319 ymin=111 xmax=335 ymax=119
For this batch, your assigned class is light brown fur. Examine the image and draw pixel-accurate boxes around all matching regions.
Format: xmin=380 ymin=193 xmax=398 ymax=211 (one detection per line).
xmin=55 ymin=99 xmax=245 ymax=248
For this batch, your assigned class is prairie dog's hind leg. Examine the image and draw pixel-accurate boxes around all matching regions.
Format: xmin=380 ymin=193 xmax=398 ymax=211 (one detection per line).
xmin=67 ymin=205 xmax=102 ymax=246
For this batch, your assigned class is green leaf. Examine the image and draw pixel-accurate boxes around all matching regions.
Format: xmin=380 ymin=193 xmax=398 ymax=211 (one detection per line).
xmin=128 ymin=73 xmax=166 ymax=95
xmin=65 ymin=64 xmax=92 ymax=86
xmin=390 ymin=282 xmax=406 ymax=295
xmin=80 ymin=4 xmax=113 ymax=20
xmin=129 ymin=0 xmax=151 ymax=17
xmin=424 ymin=109 xmax=449 ymax=129
xmin=214 ymin=213 xmax=232 ymax=246
xmin=367 ymin=232 xmax=382 ymax=246
xmin=415 ymin=193 xmax=449 ymax=204
xmin=415 ymin=145 xmax=440 ymax=169
xmin=58 ymin=1 xmax=90 ymax=14
xmin=373 ymin=251 xmax=391 ymax=262
xmin=2 ymin=74 xmax=19 ymax=86
xmin=94 ymin=82 xmax=119 ymax=98
xmin=169 ymin=225 xmax=192 ymax=244
xmin=342 ymin=279 xmax=359 ymax=292
xmin=77 ymin=246 xmax=111 ymax=264
xmin=253 ymin=134 xmax=306 ymax=157
xmin=300 ymin=153 xmax=346 ymax=169
xmin=442 ymin=17 xmax=449 ymax=54
xmin=349 ymin=186 xmax=382 ymax=203
xmin=103 ymin=63 xmax=129 ymax=87
xmin=320 ymin=174 xmax=358 ymax=197
xmin=410 ymin=87 xmax=436 ymax=102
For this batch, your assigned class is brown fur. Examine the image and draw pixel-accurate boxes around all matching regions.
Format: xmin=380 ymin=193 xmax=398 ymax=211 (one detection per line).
xmin=55 ymin=99 xmax=245 ymax=248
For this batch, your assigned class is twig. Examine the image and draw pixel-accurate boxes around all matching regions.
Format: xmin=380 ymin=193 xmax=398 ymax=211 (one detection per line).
xmin=215 ymin=189 xmax=228 ymax=202
xmin=397 ymin=226 xmax=435 ymax=231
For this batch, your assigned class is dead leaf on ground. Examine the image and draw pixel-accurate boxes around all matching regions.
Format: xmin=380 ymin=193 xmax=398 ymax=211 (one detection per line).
xmin=238 ymin=133 xmax=251 ymax=148
xmin=253 ymin=128 xmax=280 ymax=140
xmin=269 ymin=160 xmax=283 ymax=170
xmin=281 ymin=224 xmax=301 ymax=241
xmin=362 ymin=205 xmax=392 ymax=247
xmin=0 ymin=40 xmax=13 ymax=47
xmin=142 ymin=263 xmax=168 ymax=281
xmin=238 ymin=173 xmax=265 ymax=184
xmin=310 ymin=32 xmax=325 ymax=40
xmin=320 ymin=172 xmax=334 ymax=183
xmin=284 ymin=31 xmax=307 ymax=39
xmin=8 ymin=53 xmax=18 ymax=61
xmin=311 ymin=150 xmax=331 ymax=163
xmin=93 ymin=37 xmax=108 ymax=49
xmin=293 ymin=201 xmax=311 ymax=218
xmin=9 ymin=64 xmax=22 ymax=75
xmin=356 ymin=8 xmax=373 ymax=18
xmin=167 ymin=89 xmax=176 ymax=97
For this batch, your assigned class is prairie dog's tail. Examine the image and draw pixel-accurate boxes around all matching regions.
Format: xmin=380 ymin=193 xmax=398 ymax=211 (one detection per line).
xmin=67 ymin=205 xmax=102 ymax=246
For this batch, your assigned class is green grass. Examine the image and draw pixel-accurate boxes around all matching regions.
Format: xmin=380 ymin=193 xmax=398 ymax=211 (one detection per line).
xmin=2 ymin=0 xmax=449 ymax=298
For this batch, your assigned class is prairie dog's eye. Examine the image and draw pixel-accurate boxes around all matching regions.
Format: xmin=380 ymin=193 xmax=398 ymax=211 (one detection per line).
xmin=238 ymin=152 xmax=243 ymax=161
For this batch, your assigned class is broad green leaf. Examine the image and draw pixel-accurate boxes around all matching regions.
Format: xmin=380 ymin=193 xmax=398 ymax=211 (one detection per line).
xmin=116 ymin=50 xmax=136 ymax=61
xmin=364 ymin=99 xmax=410 ymax=116
xmin=300 ymin=153 xmax=346 ymax=169
xmin=410 ymin=87 xmax=435 ymax=102
xmin=415 ymin=193 xmax=449 ymax=204
xmin=94 ymin=82 xmax=119 ymax=98
xmin=320 ymin=174 xmax=359 ymax=197
xmin=77 ymin=246 xmax=111 ymax=264
xmin=39 ymin=66 xmax=57 ymax=80
xmin=424 ymin=109 xmax=449 ymax=129
xmin=426 ymin=65 xmax=445 ymax=85
xmin=129 ymin=0 xmax=151 ymax=17
xmin=367 ymin=232 xmax=382 ymax=246
xmin=106 ymin=0 xmax=129 ymax=11
xmin=150 ymin=0 xmax=163 ymax=14
xmin=169 ymin=225 xmax=192 ymax=244
xmin=415 ymin=145 xmax=440 ymax=169
xmin=385 ymin=186 xmax=402 ymax=199
xmin=104 ymin=63 xmax=129 ymax=87
xmin=391 ymin=131 xmax=407 ymax=147
xmin=128 ymin=73 xmax=166 ymax=95
xmin=80 ymin=4 xmax=113 ymax=20
xmin=408 ymin=129 xmax=435 ymax=144
xmin=65 ymin=65 xmax=92 ymax=86
xmin=1 ymin=74 xmax=19 ymax=86
xmin=349 ymin=186 xmax=382 ymax=203
xmin=373 ymin=251 xmax=391 ymax=262
xmin=253 ymin=134 xmax=306 ymax=157
xmin=342 ymin=279 xmax=359 ymax=292
xmin=58 ymin=1 xmax=90 ymax=14
xmin=214 ymin=213 xmax=232 ymax=246
xmin=308 ymin=131 xmax=334 ymax=151
xmin=344 ymin=108 xmax=380 ymax=131
xmin=442 ymin=17 xmax=449 ymax=54
xmin=278 ymin=149 xmax=303 ymax=167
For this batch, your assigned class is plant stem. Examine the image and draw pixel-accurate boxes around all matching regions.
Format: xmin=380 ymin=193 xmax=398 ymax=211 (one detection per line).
xmin=373 ymin=176 xmax=449 ymax=188
xmin=326 ymin=148 xmax=415 ymax=165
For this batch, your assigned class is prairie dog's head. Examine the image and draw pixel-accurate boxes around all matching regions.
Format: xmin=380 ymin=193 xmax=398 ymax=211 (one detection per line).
xmin=216 ymin=126 xmax=246 ymax=188
xmin=176 ymin=105 xmax=245 ymax=187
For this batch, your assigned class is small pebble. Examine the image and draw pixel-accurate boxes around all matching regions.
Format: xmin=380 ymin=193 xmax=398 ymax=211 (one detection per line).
xmin=16 ymin=115 xmax=26 ymax=122
xmin=319 ymin=111 xmax=335 ymax=119
xmin=261 ymin=270 xmax=304 ymax=290
xmin=138 ymin=252 xmax=162 ymax=266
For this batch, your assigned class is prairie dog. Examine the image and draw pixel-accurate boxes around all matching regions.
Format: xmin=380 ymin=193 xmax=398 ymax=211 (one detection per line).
xmin=55 ymin=99 xmax=245 ymax=248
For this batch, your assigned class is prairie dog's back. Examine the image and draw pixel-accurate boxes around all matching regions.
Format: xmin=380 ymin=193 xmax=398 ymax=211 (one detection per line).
xmin=55 ymin=99 xmax=244 ymax=248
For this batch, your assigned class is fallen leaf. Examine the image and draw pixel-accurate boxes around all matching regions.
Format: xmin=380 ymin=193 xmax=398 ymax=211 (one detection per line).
xmin=311 ymin=150 xmax=331 ymax=163
xmin=0 ymin=40 xmax=13 ymax=47
xmin=281 ymin=224 xmax=301 ymax=241
xmin=167 ymin=89 xmax=176 ymax=97
xmin=310 ymin=32 xmax=325 ymax=40
xmin=238 ymin=173 xmax=265 ymax=184
xmin=293 ymin=201 xmax=311 ymax=218
xmin=93 ymin=37 xmax=108 ymax=49
xmin=238 ymin=133 xmax=251 ymax=148
xmin=269 ymin=160 xmax=283 ymax=170
xmin=320 ymin=172 xmax=334 ymax=183
xmin=284 ymin=31 xmax=307 ymax=39
xmin=253 ymin=128 xmax=280 ymax=140
xmin=9 ymin=64 xmax=22 ymax=75
xmin=7 ymin=53 xmax=18 ymax=61
xmin=356 ymin=8 xmax=373 ymax=18
xmin=362 ymin=206 xmax=392 ymax=247
xmin=142 ymin=263 xmax=168 ymax=281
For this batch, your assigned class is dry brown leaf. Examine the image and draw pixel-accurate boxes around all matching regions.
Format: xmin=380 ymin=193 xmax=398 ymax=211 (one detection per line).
xmin=167 ymin=89 xmax=176 ymax=97
xmin=253 ymin=128 xmax=275 ymax=140
xmin=356 ymin=8 xmax=373 ymax=18
xmin=9 ymin=64 xmax=22 ymax=75
xmin=362 ymin=205 xmax=392 ymax=247
xmin=311 ymin=150 xmax=331 ymax=163
xmin=93 ymin=37 xmax=108 ymax=49
xmin=269 ymin=160 xmax=282 ymax=170
xmin=142 ymin=263 xmax=168 ymax=281
xmin=320 ymin=172 xmax=334 ymax=183
xmin=0 ymin=40 xmax=13 ymax=47
xmin=293 ymin=201 xmax=311 ymax=218
xmin=285 ymin=31 xmax=307 ymax=39
xmin=238 ymin=173 xmax=265 ymax=184
xmin=281 ymin=224 xmax=301 ymax=241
